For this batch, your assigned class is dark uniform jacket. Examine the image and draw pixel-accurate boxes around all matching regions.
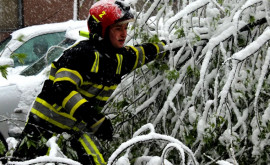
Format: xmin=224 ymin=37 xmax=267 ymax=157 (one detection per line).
xmin=29 ymin=38 xmax=166 ymax=134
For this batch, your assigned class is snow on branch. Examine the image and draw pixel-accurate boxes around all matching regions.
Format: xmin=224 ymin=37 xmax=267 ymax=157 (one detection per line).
xmin=164 ymin=0 xmax=210 ymax=32
xmin=134 ymin=86 xmax=162 ymax=115
xmin=231 ymin=27 xmax=270 ymax=61
xmin=7 ymin=156 xmax=82 ymax=165
xmin=153 ymin=83 xmax=183 ymax=127
xmin=107 ymin=124 xmax=198 ymax=165
xmin=233 ymin=0 xmax=263 ymax=29
xmin=161 ymin=143 xmax=186 ymax=165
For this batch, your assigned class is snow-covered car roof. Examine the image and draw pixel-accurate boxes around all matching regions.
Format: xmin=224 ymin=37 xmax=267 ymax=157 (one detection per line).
xmin=0 ymin=20 xmax=86 ymax=58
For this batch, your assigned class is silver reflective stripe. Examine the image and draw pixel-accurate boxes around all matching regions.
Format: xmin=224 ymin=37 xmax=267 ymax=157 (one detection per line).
xmin=75 ymin=121 xmax=88 ymax=131
xmin=116 ymin=54 xmax=123 ymax=74
xmin=134 ymin=46 xmax=145 ymax=67
xmin=63 ymin=92 xmax=86 ymax=115
xmin=155 ymin=42 xmax=166 ymax=59
xmin=97 ymin=89 xmax=114 ymax=98
xmin=79 ymin=134 xmax=106 ymax=165
xmin=49 ymin=64 xmax=57 ymax=81
xmin=90 ymin=117 xmax=105 ymax=133
xmin=84 ymin=85 xmax=101 ymax=96
xmin=32 ymin=101 xmax=76 ymax=129
xmin=157 ymin=42 xmax=165 ymax=53
xmin=50 ymin=67 xmax=57 ymax=78
xmin=129 ymin=46 xmax=145 ymax=70
xmin=55 ymin=70 xmax=82 ymax=86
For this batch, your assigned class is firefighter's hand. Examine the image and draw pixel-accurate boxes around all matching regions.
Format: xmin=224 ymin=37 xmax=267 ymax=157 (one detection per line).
xmin=94 ymin=118 xmax=113 ymax=141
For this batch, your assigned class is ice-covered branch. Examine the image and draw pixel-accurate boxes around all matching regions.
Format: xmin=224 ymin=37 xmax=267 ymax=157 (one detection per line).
xmin=107 ymin=131 xmax=198 ymax=165
xmin=231 ymin=27 xmax=270 ymax=61
xmin=7 ymin=156 xmax=82 ymax=165
xmin=233 ymin=0 xmax=263 ymax=29
xmin=153 ymin=83 xmax=183 ymax=127
xmin=161 ymin=143 xmax=186 ymax=165
xmin=134 ymin=86 xmax=162 ymax=115
xmin=164 ymin=0 xmax=210 ymax=32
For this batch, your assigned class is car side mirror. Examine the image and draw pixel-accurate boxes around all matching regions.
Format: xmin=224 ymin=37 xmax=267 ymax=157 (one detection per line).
xmin=0 ymin=57 xmax=14 ymax=67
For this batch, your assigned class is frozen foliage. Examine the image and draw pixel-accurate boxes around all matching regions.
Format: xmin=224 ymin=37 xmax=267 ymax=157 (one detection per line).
xmin=103 ymin=0 xmax=270 ymax=164
xmin=2 ymin=0 xmax=270 ymax=164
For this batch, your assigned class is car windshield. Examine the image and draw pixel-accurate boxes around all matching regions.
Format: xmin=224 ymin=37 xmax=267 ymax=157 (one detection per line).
xmin=19 ymin=38 xmax=76 ymax=76
xmin=0 ymin=36 xmax=11 ymax=53
xmin=13 ymin=32 xmax=65 ymax=67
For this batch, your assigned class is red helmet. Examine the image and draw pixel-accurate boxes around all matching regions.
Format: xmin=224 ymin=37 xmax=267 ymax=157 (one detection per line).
xmin=88 ymin=0 xmax=134 ymax=38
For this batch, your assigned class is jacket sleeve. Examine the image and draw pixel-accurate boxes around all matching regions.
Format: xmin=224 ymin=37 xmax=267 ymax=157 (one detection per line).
xmin=122 ymin=41 xmax=167 ymax=73
xmin=50 ymin=42 xmax=104 ymax=130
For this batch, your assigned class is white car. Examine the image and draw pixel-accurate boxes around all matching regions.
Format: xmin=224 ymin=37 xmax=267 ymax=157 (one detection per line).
xmin=0 ymin=20 xmax=87 ymax=138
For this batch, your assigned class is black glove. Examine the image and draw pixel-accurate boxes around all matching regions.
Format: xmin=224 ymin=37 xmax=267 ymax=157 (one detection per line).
xmin=94 ymin=118 xmax=113 ymax=141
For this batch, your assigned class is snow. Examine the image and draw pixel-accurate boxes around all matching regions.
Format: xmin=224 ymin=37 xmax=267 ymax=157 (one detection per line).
xmin=8 ymin=156 xmax=82 ymax=165
xmin=107 ymin=124 xmax=198 ymax=165
xmin=1 ymin=0 xmax=270 ymax=164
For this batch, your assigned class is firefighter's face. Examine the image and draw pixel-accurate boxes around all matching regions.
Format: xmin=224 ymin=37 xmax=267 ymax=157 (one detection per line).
xmin=109 ymin=23 xmax=128 ymax=48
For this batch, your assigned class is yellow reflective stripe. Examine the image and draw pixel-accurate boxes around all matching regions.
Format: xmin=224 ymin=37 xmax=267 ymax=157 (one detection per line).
xmin=135 ymin=46 xmax=145 ymax=67
xmin=62 ymin=91 xmax=88 ymax=116
xmin=139 ymin=46 xmax=146 ymax=65
xmin=73 ymin=121 xmax=87 ymax=131
xmin=49 ymin=63 xmax=57 ymax=81
xmin=35 ymin=97 xmax=77 ymax=121
xmin=53 ymin=104 xmax=62 ymax=111
xmin=153 ymin=43 xmax=160 ymax=54
xmin=92 ymin=15 xmax=100 ymax=23
xmin=130 ymin=46 xmax=139 ymax=70
xmin=116 ymin=54 xmax=123 ymax=74
xmin=155 ymin=42 xmax=166 ymax=59
xmin=31 ymin=98 xmax=89 ymax=131
xmin=82 ymin=82 xmax=116 ymax=90
xmin=31 ymin=108 xmax=72 ymax=130
xmin=91 ymin=52 xmax=99 ymax=73
xmin=79 ymin=134 xmax=106 ymax=165
xmin=78 ymin=82 xmax=117 ymax=99
xmin=78 ymin=82 xmax=103 ymax=98
xmin=103 ymin=85 xmax=117 ymax=90
xmin=129 ymin=46 xmax=145 ymax=70
xmin=54 ymin=68 xmax=83 ymax=86
xmin=90 ymin=117 xmax=105 ymax=133
xmin=97 ymin=90 xmax=115 ymax=101
xmin=78 ymin=89 xmax=96 ymax=98
xmin=96 ymin=95 xmax=109 ymax=101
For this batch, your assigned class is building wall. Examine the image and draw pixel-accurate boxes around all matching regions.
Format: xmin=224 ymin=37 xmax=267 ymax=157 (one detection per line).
xmin=0 ymin=0 xmax=94 ymax=41
xmin=23 ymin=0 xmax=73 ymax=26
xmin=0 ymin=0 xmax=20 ymax=41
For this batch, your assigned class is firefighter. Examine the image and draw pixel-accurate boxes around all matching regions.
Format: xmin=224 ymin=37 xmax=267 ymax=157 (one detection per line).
xmin=12 ymin=0 xmax=168 ymax=164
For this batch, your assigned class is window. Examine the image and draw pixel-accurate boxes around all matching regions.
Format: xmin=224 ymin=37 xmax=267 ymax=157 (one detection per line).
xmin=20 ymin=38 xmax=76 ymax=76
xmin=13 ymin=32 xmax=65 ymax=67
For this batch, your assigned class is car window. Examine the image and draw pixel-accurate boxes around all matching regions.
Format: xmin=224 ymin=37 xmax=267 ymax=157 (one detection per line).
xmin=0 ymin=36 xmax=11 ymax=53
xmin=20 ymin=38 xmax=76 ymax=76
xmin=13 ymin=32 xmax=65 ymax=67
